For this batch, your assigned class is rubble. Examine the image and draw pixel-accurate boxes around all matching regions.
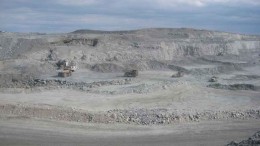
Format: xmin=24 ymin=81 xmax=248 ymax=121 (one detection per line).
xmin=47 ymin=48 xmax=58 ymax=61
xmin=208 ymin=83 xmax=257 ymax=91
xmin=0 ymin=104 xmax=259 ymax=125
xmin=91 ymin=63 xmax=124 ymax=73
xmin=0 ymin=78 xmax=133 ymax=91
xmin=227 ymin=131 xmax=260 ymax=146
xmin=51 ymin=38 xmax=98 ymax=47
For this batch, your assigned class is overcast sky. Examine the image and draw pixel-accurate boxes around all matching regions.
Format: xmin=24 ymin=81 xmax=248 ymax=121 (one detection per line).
xmin=0 ymin=0 xmax=260 ymax=34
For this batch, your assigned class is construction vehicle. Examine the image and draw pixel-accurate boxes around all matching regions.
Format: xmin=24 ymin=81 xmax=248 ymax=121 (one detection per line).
xmin=124 ymin=70 xmax=138 ymax=77
xmin=58 ymin=69 xmax=72 ymax=77
xmin=57 ymin=60 xmax=77 ymax=77
xmin=64 ymin=65 xmax=76 ymax=72
xmin=209 ymin=76 xmax=218 ymax=82
xmin=171 ymin=71 xmax=184 ymax=78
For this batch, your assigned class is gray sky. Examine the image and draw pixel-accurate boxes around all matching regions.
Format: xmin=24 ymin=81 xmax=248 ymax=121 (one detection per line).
xmin=1 ymin=0 xmax=260 ymax=34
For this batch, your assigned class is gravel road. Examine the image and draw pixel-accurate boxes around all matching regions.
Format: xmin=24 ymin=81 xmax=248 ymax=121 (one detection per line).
xmin=0 ymin=117 xmax=259 ymax=146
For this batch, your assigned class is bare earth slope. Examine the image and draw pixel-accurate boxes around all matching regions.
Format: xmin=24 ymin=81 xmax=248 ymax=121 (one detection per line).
xmin=0 ymin=28 xmax=260 ymax=145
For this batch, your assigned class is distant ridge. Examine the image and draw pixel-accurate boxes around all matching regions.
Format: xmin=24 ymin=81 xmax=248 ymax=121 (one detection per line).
xmin=71 ymin=28 xmax=260 ymax=36
xmin=71 ymin=28 xmax=208 ymax=34
xmin=71 ymin=28 xmax=199 ymax=34
xmin=71 ymin=29 xmax=136 ymax=34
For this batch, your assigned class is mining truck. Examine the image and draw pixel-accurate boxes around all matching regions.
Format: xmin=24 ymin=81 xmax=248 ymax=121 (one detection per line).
xmin=58 ymin=69 xmax=72 ymax=77
xmin=124 ymin=70 xmax=138 ymax=77
xmin=57 ymin=60 xmax=77 ymax=77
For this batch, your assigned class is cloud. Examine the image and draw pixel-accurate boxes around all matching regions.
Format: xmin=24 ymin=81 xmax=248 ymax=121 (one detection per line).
xmin=0 ymin=0 xmax=260 ymax=34
xmin=56 ymin=0 xmax=99 ymax=6
xmin=152 ymin=0 xmax=260 ymax=9
xmin=0 ymin=6 xmax=167 ymax=32
xmin=54 ymin=0 xmax=260 ymax=8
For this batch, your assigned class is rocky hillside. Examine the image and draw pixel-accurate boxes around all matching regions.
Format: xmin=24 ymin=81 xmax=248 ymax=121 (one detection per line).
xmin=227 ymin=131 xmax=260 ymax=146
xmin=0 ymin=28 xmax=259 ymax=72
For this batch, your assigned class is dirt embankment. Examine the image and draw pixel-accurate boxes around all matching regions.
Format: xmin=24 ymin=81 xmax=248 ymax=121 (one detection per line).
xmin=0 ymin=78 xmax=133 ymax=92
xmin=208 ymin=83 xmax=259 ymax=91
xmin=1 ymin=104 xmax=259 ymax=125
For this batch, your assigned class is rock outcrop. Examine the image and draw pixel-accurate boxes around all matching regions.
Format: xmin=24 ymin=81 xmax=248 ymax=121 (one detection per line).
xmin=227 ymin=131 xmax=260 ymax=146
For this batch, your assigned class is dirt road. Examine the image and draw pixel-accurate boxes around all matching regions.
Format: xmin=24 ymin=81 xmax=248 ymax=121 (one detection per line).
xmin=0 ymin=117 xmax=259 ymax=146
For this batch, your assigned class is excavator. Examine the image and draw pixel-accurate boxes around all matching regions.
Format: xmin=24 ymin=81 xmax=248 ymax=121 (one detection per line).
xmin=58 ymin=60 xmax=77 ymax=77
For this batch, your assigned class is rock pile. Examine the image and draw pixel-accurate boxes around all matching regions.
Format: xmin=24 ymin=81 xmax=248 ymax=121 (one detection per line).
xmin=227 ymin=131 xmax=260 ymax=146
xmin=107 ymin=109 xmax=260 ymax=125
xmin=51 ymin=38 xmax=98 ymax=47
xmin=1 ymin=104 xmax=259 ymax=125
xmin=46 ymin=49 xmax=58 ymax=61
xmin=208 ymin=83 xmax=257 ymax=91
xmin=0 ymin=78 xmax=133 ymax=91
